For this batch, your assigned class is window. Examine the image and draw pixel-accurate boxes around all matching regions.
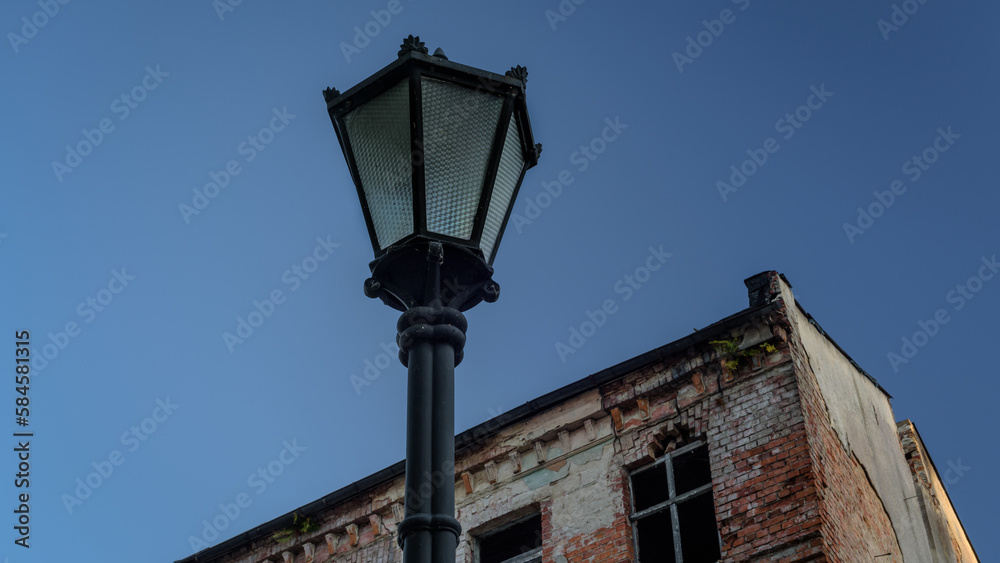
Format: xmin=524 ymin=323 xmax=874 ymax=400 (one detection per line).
xmin=477 ymin=513 xmax=542 ymax=563
xmin=629 ymin=441 xmax=721 ymax=562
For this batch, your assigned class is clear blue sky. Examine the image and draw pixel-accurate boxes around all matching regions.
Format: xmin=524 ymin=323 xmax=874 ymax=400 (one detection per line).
xmin=1 ymin=0 xmax=996 ymax=561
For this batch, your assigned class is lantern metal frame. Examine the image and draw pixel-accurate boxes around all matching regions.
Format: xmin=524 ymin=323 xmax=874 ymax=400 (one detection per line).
xmin=324 ymin=35 xmax=540 ymax=312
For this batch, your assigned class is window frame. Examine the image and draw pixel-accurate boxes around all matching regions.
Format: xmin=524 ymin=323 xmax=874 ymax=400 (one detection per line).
xmin=493 ymin=547 xmax=542 ymax=563
xmin=475 ymin=512 xmax=543 ymax=563
xmin=628 ymin=439 xmax=721 ymax=562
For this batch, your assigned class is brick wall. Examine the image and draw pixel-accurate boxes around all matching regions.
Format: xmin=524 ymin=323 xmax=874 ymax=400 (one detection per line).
xmin=544 ymin=490 xmax=635 ymax=563
xmin=711 ymin=360 xmax=824 ymax=561
xmin=599 ymin=314 xmax=826 ymax=562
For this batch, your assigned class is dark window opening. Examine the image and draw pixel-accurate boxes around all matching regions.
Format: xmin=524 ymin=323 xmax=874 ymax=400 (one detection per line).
xmin=678 ymin=494 xmax=721 ymax=561
xmin=478 ymin=513 xmax=542 ymax=563
xmin=629 ymin=441 xmax=721 ymax=563
xmin=672 ymin=447 xmax=712 ymax=496
xmin=631 ymin=463 xmax=669 ymax=511
xmin=636 ymin=509 xmax=675 ymax=558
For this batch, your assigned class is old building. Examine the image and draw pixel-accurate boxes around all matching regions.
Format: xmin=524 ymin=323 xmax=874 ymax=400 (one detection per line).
xmin=177 ymin=271 xmax=978 ymax=563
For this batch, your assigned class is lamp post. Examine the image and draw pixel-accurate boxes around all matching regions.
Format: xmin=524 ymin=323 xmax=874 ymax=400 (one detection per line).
xmin=323 ymin=36 xmax=540 ymax=563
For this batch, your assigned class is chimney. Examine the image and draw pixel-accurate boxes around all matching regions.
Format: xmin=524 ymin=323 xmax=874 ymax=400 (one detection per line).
xmin=743 ymin=271 xmax=793 ymax=307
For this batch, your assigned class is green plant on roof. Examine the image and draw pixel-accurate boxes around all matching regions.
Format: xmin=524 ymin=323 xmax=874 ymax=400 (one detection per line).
xmin=272 ymin=512 xmax=321 ymax=543
xmin=297 ymin=514 xmax=321 ymax=534
xmin=710 ymin=339 xmax=777 ymax=372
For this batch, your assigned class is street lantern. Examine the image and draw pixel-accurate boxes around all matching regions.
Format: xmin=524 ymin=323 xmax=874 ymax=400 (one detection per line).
xmin=324 ymin=34 xmax=540 ymax=312
xmin=323 ymin=35 xmax=540 ymax=563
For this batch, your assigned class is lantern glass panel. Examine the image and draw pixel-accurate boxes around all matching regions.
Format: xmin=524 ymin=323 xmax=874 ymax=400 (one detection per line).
xmin=344 ymin=79 xmax=413 ymax=250
xmin=480 ymin=117 xmax=524 ymax=263
xmin=420 ymin=77 xmax=504 ymax=240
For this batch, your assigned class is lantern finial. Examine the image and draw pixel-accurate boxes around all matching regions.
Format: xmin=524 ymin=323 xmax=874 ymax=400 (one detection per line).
xmin=398 ymin=35 xmax=428 ymax=57
xmin=505 ymin=65 xmax=528 ymax=86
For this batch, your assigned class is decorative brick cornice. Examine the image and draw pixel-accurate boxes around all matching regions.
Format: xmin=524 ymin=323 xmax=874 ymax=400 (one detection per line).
xmin=508 ymin=451 xmax=522 ymax=473
xmin=345 ymin=523 xmax=359 ymax=547
xmin=533 ymin=440 xmax=547 ymax=463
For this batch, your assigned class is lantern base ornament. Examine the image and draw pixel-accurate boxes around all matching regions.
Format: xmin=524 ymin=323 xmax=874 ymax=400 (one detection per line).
xmin=364 ymin=237 xmax=499 ymax=312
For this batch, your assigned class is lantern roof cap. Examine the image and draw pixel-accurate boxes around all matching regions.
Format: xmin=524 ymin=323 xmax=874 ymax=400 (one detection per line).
xmin=323 ymin=36 xmax=529 ymax=117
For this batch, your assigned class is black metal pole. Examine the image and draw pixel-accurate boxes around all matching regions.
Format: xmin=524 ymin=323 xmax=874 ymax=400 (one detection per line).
xmin=401 ymin=336 xmax=434 ymax=562
xmin=395 ymin=244 xmax=466 ymax=563
xmin=430 ymin=337 xmax=458 ymax=560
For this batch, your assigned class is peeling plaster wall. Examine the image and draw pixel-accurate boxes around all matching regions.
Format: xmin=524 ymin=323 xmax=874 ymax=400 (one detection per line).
xmin=778 ymin=280 xmax=935 ymax=563
xmin=456 ymin=420 xmax=628 ymax=562
xmin=897 ymin=420 xmax=978 ymax=562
